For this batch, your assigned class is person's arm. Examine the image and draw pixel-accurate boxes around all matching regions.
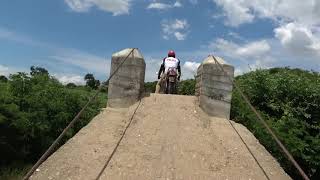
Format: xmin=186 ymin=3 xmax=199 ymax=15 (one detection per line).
xmin=158 ymin=58 xmax=165 ymax=79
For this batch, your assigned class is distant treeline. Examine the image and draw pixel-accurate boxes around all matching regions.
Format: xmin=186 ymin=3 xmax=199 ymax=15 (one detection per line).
xmin=144 ymin=79 xmax=196 ymax=95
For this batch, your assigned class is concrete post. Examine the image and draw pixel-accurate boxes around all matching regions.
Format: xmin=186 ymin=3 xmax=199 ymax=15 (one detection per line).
xmin=107 ymin=48 xmax=146 ymax=108
xmin=195 ymin=56 xmax=234 ymax=119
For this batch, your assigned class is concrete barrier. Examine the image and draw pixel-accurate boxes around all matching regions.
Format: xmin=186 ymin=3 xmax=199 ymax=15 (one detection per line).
xmin=195 ymin=56 xmax=234 ymax=119
xmin=107 ymin=48 xmax=146 ymax=108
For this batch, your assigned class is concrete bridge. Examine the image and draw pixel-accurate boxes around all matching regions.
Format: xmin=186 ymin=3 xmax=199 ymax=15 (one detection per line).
xmin=30 ymin=48 xmax=290 ymax=180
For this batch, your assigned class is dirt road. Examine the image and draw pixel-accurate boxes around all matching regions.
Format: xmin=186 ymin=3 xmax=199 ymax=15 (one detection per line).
xmin=31 ymin=94 xmax=290 ymax=180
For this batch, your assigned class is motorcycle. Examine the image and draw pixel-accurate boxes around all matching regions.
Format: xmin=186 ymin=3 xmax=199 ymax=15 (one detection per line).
xmin=165 ymin=67 xmax=178 ymax=94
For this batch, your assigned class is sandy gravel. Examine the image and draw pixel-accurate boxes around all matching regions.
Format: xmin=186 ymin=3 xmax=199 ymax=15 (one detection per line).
xmin=31 ymin=94 xmax=290 ymax=180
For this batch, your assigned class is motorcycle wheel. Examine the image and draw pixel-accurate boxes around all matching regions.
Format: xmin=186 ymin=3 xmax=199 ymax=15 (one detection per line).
xmin=167 ymin=81 xmax=176 ymax=94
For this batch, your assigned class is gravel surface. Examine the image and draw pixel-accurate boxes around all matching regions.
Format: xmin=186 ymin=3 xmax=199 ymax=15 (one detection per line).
xmin=31 ymin=94 xmax=291 ymax=180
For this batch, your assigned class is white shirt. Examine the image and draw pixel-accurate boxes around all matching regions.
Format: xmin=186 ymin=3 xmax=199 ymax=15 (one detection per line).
xmin=163 ymin=57 xmax=180 ymax=73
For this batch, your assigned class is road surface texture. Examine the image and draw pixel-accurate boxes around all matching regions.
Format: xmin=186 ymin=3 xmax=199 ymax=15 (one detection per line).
xmin=31 ymin=94 xmax=290 ymax=180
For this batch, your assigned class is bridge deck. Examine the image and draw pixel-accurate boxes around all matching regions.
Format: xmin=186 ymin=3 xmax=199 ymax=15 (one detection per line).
xmin=31 ymin=94 xmax=290 ymax=180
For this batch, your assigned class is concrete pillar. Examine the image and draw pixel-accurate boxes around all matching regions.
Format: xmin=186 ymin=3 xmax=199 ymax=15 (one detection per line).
xmin=195 ymin=56 xmax=234 ymax=119
xmin=107 ymin=48 xmax=146 ymax=108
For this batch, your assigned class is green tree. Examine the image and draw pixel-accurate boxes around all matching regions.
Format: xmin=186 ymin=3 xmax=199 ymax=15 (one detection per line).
xmin=231 ymin=67 xmax=320 ymax=179
xmin=66 ymin=83 xmax=77 ymax=88
xmin=0 ymin=66 xmax=107 ymax=177
xmin=30 ymin=66 xmax=49 ymax=77
xmin=0 ymin=75 xmax=8 ymax=83
xmin=84 ymin=73 xmax=100 ymax=89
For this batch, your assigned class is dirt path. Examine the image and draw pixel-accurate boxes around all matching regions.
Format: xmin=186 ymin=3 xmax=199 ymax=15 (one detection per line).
xmin=31 ymin=94 xmax=290 ymax=180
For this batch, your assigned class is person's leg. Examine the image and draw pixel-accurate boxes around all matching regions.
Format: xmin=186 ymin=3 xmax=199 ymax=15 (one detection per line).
xmin=155 ymin=80 xmax=161 ymax=93
xmin=155 ymin=74 xmax=165 ymax=93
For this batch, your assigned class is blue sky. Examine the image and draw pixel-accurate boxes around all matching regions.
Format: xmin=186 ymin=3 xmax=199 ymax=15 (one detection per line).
xmin=0 ymin=0 xmax=319 ymax=83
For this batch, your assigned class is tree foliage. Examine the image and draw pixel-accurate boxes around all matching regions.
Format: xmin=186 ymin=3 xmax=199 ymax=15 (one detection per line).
xmin=0 ymin=75 xmax=8 ymax=83
xmin=0 ymin=67 xmax=107 ymax=171
xmin=66 ymin=83 xmax=77 ymax=88
xmin=30 ymin=66 xmax=49 ymax=77
xmin=177 ymin=79 xmax=196 ymax=95
xmin=84 ymin=73 xmax=100 ymax=89
xmin=231 ymin=67 xmax=320 ymax=179
xmin=144 ymin=81 xmax=157 ymax=93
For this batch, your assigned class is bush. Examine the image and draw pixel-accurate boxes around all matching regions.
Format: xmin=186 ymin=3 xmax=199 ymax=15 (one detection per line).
xmin=231 ymin=67 xmax=320 ymax=179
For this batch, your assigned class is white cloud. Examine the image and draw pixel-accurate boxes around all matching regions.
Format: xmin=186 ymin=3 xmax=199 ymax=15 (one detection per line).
xmin=274 ymin=22 xmax=320 ymax=56
xmin=0 ymin=26 xmax=109 ymax=81
xmin=147 ymin=1 xmax=182 ymax=10
xmin=64 ymin=0 xmax=92 ymax=12
xmin=64 ymin=0 xmax=131 ymax=15
xmin=173 ymin=1 xmax=182 ymax=7
xmin=209 ymin=36 xmax=320 ymax=75
xmin=174 ymin=32 xmax=186 ymax=40
xmin=234 ymin=56 xmax=276 ymax=76
xmin=0 ymin=65 xmax=10 ymax=76
xmin=161 ymin=19 xmax=189 ymax=40
xmin=0 ymin=64 xmax=27 ymax=77
xmin=213 ymin=0 xmax=254 ymax=26
xmin=236 ymin=40 xmax=270 ymax=57
xmin=212 ymin=38 xmax=271 ymax=59
xmin=183 ymin=61 xmax=200 ymax=74
xmin=212 ymin=0 xmax=320 ymax=27
xmin=210 ymin=38 xmax=238 ymax=57
xmin=228 ymin=31 xmax=243 ymax=40
xmin=56 ymin=74 xmax=85 ymax=85
xmin=209 ymin=38 xmax=276 ymax=75
xmin=144 ymin=57 xmax=163 ymax=82
xmin=147 ymin=3 xmax=171 ymax=10
xmin=211 ymin=0 xmax=320 ymax=67
xmin=50 ymin=49 xmax=109 ymax=75
xmin=0 ymin=27 xmax=51 ymax=48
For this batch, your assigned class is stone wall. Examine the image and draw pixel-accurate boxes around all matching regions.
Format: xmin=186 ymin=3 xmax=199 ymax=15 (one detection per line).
xmin=195 ymin=56 xmax=234 ymax=119
xmin=107 ymin=48 xmax=146 ymax=108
